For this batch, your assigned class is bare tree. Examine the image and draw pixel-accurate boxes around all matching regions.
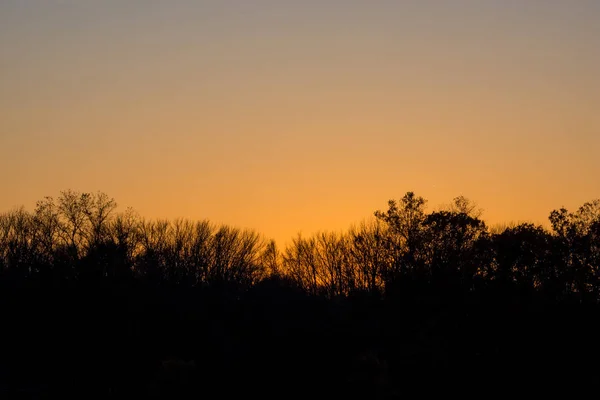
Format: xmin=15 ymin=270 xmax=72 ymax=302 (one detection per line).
xmin=283 ymin=234 xmax=320 ymax=296
xmin=189 ymin=220 xmax=213 ymax=285
xmin=110 ymin=207 xmax=142 ymax=261
xmin=346 ymin=219 xmax=389 ymax=294
xmin=57 ymin=190 xmax=92 ymax=257
xmin=209 ymin=226 xmax=265 ymax=287
xmin=0 ymin=207 xmax=35 ymax=273
xmin=447 ymin=195 xmax=483 ymax=219
xmin=85 ymin=191 xmax=117 ymax=249
xmin=314 ymin=231 xmax=349 ymax=297
xmin=282 ymin=231 xmax=352 ymax=297
xmin=32 ymin=196 xmax=62 ymax=263
xmin=260 ymin=239 xmax=281 ymax=277
xmin=137 ymin=219 xmax=171 ymax=279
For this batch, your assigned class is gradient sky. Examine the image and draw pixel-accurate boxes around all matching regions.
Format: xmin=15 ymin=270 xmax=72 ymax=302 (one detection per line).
xmin=1 ymin=0 xmax=599 ymax=245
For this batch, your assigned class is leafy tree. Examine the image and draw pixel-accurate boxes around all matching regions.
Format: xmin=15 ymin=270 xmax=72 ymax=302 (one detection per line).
xmin=492 ymin=223 xmax=552 ymax=293
xmin=374 ymin=192 xmax=427 ymax=285
xmin=549 ymin=199 xmax=600 ymax=300
xmin=422 ymin=210 xmax=487 ymax=288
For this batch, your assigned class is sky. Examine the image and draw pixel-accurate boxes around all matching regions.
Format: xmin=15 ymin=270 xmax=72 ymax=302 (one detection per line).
xmin=1 ymin=0 xmax=599 ymax=245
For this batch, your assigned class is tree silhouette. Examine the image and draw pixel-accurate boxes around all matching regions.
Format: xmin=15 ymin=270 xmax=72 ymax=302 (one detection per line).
xmin=2 ymin=189 xmax=600 ymax=397
xmin=549 ymin=200 xmax=600 ymax=301
xmin=422 ymin=209 xmax=487 ymax=289
xmin=374 ymin=192 xmax=428 ymax=288
xmin=346 ymin=219 xmax=388 ymax=294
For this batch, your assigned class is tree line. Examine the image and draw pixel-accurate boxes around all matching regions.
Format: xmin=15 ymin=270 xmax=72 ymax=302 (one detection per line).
xmin=2 ymin=190 xmax=599 ymax=302
xmin=1 ymin=189 xmax=600 ymax=397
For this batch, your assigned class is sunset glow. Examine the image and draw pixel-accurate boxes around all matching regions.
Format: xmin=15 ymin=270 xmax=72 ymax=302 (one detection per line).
xmin=1 ymin=0 xmax=598 ymax=245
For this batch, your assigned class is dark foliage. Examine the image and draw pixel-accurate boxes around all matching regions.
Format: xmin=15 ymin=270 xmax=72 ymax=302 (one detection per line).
xmin=1 ymin=190 xmax=599 ymax=397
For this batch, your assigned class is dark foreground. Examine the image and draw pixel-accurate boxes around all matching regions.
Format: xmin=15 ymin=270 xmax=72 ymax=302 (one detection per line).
xmin=2 ymin=279 xmax=599 ymax=398
xmin=2 ymin=192 xmax=599 ymax=397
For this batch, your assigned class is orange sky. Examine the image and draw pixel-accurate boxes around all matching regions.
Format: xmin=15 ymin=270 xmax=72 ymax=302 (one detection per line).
xmin=1 ymin=1 xmax=599 ymax=245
